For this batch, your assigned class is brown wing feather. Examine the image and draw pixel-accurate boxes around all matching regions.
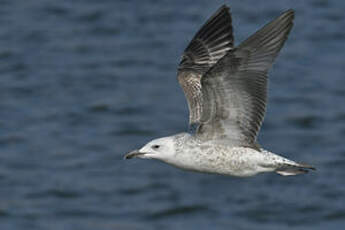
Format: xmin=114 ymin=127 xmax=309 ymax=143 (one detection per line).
xmin=177 ymin=5 xmax=234 ymax=124
xmin=197 ymin=10 xmax=294 ymax=146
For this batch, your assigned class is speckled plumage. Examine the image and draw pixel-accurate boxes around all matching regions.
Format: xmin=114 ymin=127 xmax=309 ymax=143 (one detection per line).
xmin=164 ymin=133 xmax=308 ymax=177
xmin=124 ymin=6 xmax=315 ymax=177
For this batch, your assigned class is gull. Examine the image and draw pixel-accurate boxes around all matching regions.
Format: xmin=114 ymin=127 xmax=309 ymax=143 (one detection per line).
xmin=124 ymin=5 xmax=315 ymax=176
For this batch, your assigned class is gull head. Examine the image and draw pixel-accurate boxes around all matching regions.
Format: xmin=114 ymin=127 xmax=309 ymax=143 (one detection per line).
xmin=124 ymin=136 xmax=176 ymax=161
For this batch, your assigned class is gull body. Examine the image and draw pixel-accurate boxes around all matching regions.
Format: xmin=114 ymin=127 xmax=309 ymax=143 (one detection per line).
xmin=125 ymin=5 xmax=315 ymax=177
xmin=127 ymin=133 xmax=313 ymax=177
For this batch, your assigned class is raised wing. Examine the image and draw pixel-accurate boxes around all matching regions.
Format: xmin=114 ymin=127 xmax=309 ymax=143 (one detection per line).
xmin=197 ymin=10 xmax=294 ymax=147
xmin=177 ymin=5 xmax=234 ymax=124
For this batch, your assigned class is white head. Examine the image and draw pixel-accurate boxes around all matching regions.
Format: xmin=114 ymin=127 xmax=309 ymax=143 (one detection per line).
xmin=124 ymin=136 xmax=176 ymax=162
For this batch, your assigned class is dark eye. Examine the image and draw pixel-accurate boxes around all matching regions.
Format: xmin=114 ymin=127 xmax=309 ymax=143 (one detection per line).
xmin=152 ymin=145 xmax=160 ymax=150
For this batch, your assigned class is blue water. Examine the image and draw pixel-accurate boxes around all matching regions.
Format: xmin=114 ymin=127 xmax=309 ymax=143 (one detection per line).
xmin=1 ymin=0 xmax=344 ymax=229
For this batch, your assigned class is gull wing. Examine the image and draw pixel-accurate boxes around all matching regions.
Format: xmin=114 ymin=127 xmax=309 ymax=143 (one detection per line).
xmin=177 ymin=5 xmax=234 ymax=124
xmin=197 ymin=10 xmax=294 ymax=147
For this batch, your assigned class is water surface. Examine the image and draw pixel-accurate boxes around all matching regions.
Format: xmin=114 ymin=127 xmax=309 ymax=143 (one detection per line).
xmin=1 ymin=0 xmax=345 ymax=229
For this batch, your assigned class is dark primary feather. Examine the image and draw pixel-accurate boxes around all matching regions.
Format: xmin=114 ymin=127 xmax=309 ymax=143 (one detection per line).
xmin=196 ymin=10 xmax=294 ymax=146
xmin=177 ymin=5 xmax=234 ymax=124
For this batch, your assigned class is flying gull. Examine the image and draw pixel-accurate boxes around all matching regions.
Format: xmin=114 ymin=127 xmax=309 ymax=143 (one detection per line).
xmin=124 ymin=5 xmax=315 ymax=176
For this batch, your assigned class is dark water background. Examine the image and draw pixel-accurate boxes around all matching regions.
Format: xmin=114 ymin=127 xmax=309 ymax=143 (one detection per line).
xmin=1 ymin=0 xmax=345 ymax=229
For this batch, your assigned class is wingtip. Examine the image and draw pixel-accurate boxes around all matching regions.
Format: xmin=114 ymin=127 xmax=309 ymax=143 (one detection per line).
xmin=281 ymin=9 xmax=295 ymax=20
xmin=276 ymin=162 xmax=316 ymax=176
xmin=179 ymin=3 xmax=234 ymax=72
xmin=297 ymin=162 xmax=316 ymax=170
xmin=285 ymin=9 xmax=295 ymax=14
xmin=219 ymin=4 xmax=230 ymax=11
xmin=211 ymin=4 xmax=231 ymax=21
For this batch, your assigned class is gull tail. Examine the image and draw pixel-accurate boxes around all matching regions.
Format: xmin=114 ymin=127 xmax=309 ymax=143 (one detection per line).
xmin=275 ymin=163 xmax=316 ymax=176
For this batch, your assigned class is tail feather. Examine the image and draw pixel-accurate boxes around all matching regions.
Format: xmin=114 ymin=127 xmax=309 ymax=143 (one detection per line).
xmin=275 ymin=163 xmax=316 ymax=176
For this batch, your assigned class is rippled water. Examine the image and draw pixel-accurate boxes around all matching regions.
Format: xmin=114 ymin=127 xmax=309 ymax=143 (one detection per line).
xmin=1 ymin=0 xmax=345 ymax=229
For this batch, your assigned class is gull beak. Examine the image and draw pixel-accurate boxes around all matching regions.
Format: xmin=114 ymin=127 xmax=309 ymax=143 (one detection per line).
xmin=124 ymin=149 xmax=146 ymax=159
